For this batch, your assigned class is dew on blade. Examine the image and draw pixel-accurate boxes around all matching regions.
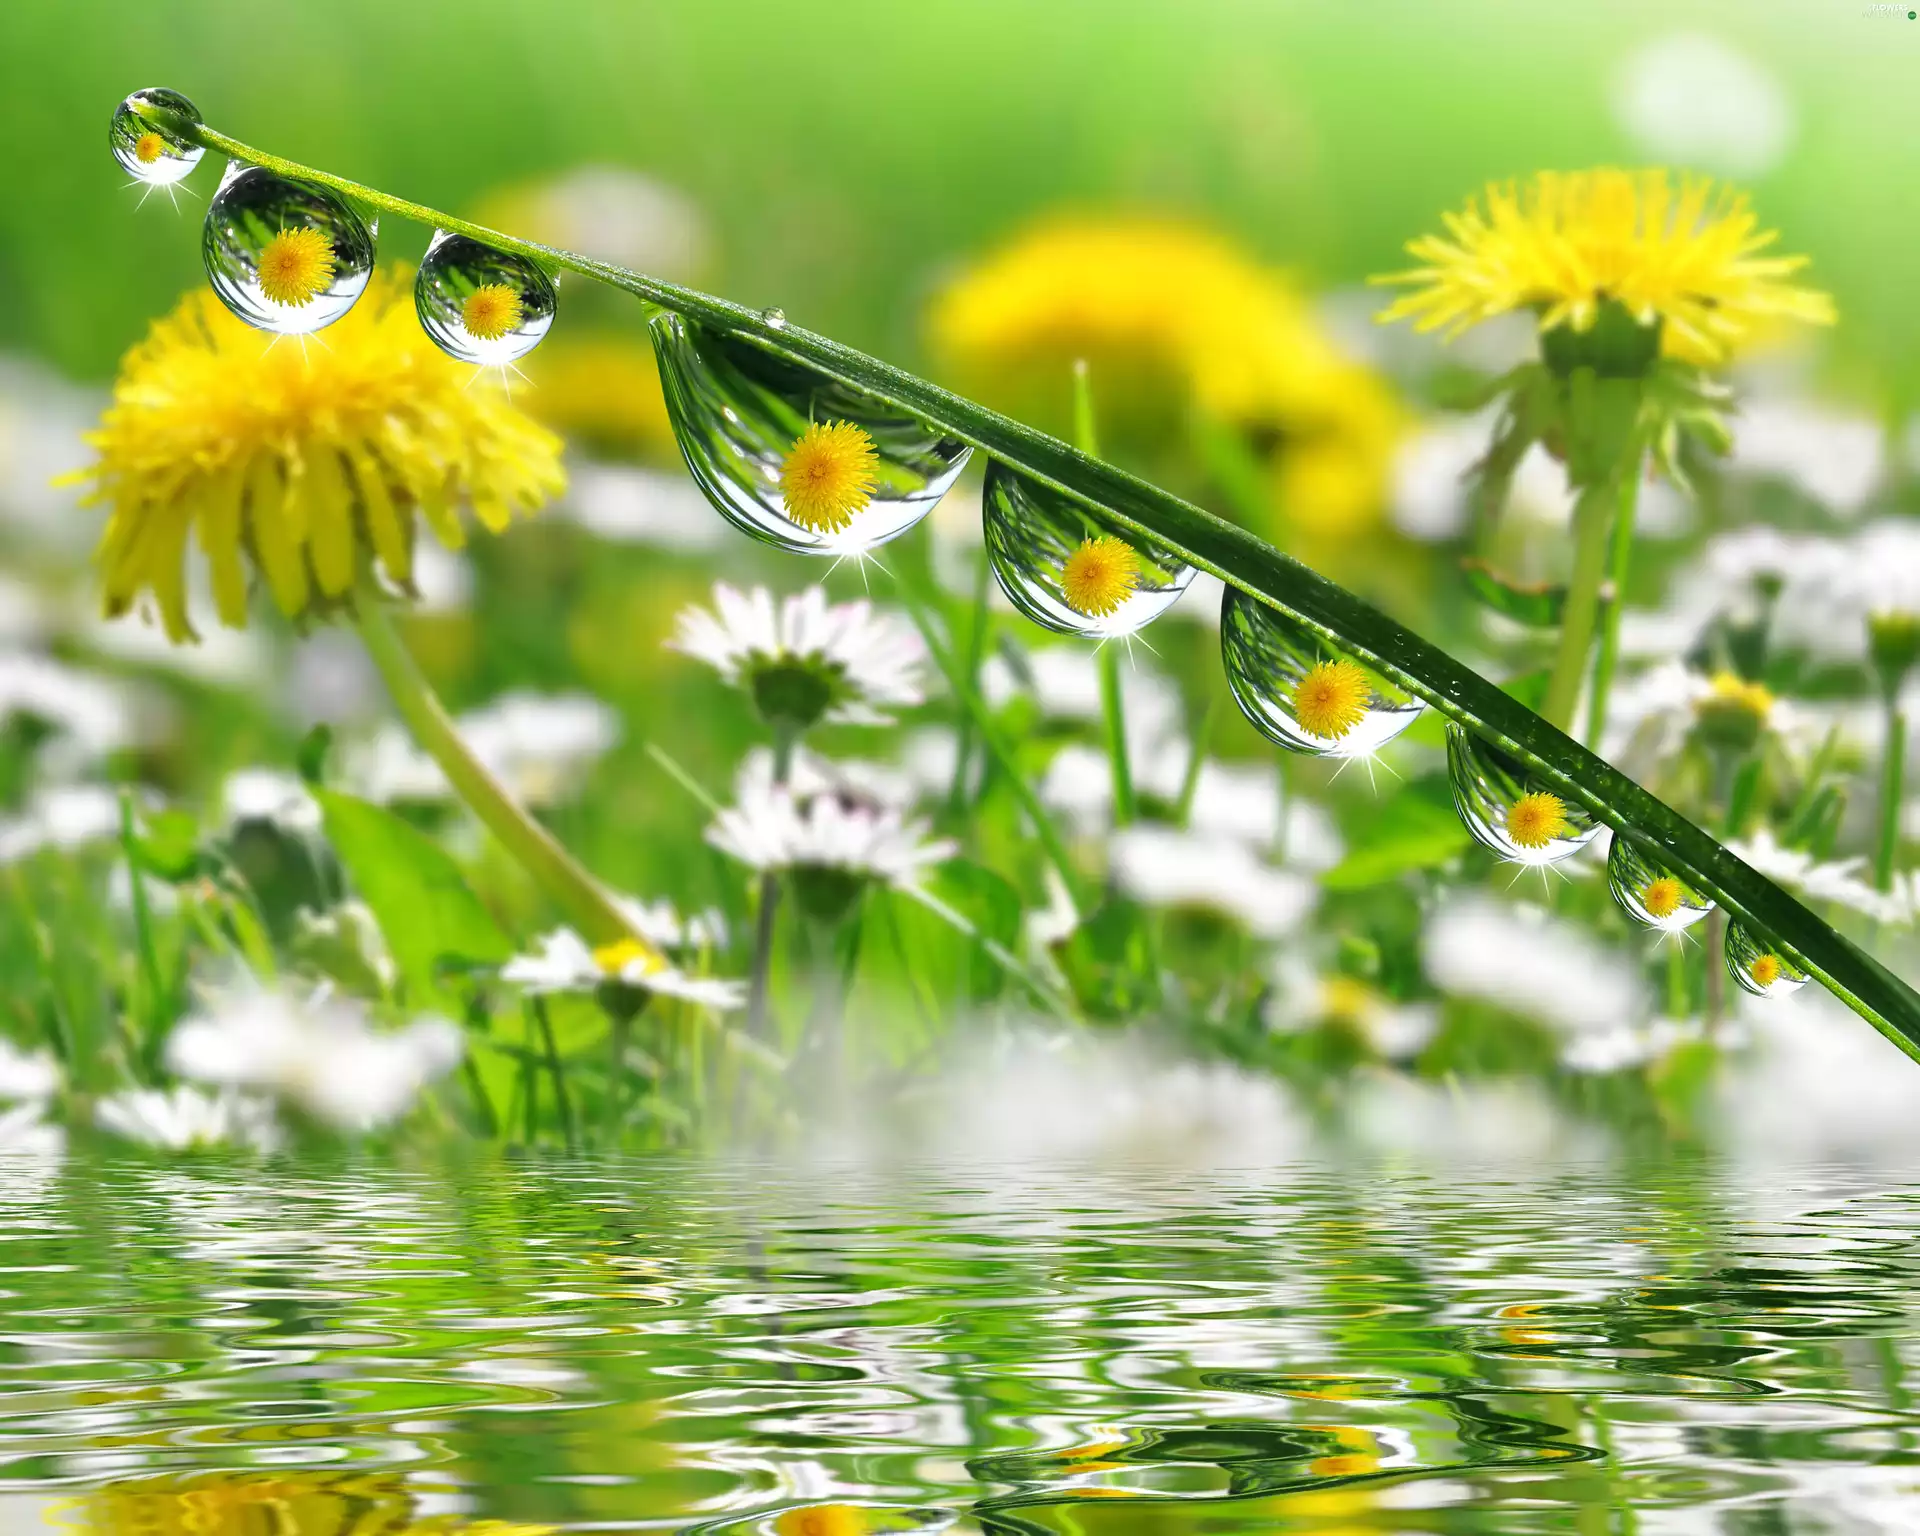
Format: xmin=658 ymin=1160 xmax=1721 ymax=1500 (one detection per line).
xmin=1447 ymin=725 xmax=1602 ymax=866
xmin=202 ymin=166 xmax=376 ymax=335
xmin=1220 ymin=587 xmax=1423 ymax=758
xmin=415 ymin=232 xmax=558 ymax=366
xmin=1725 ymin=922 xmax=1809 ymax=999
xmin=983 ymin=461 xmax=1194 ymax=638
xmin=109 ymin=87 xmax=205 ymax=186
xmin=649 ymin=312 xmax=969 ymax=554
xmin=1607 ymin=836 xmax=1714 ymax=934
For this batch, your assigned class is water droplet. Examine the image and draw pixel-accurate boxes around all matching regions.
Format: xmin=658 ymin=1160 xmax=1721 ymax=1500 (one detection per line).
xmin=202 ymin=165 xmax=376 ymax=335
xmin=983 ymin=462 xmax=1195 ymax=638
xmin=761 ymin=307 xmax=788 ymax=330
xmin=650 ymin=311 xmax=970 ymax=554
xmin=414 ymin=232 xmax=556 ymax=365
xmin=1220 ymin=587 xmax=1424 ymax=757
xmin=1725 ymin=922 xmax=1809 ymax=999
xmin=1607 ymin=836 xmax=1714 ymax=934
xmin=1446 ymin=725 xmax=1602 ymax=865
xmin=110 ymin=87 xmax=205 ymax=186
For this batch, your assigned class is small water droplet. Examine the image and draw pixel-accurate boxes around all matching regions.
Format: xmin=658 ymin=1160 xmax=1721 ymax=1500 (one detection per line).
xmin=1725 ymin=922 xmax=1808 ymax=999
xmin=1220 ymin=588 xmax=1424 ymax=757
xmin=650 ymin=311 xmax=970 ymax=554
xmin=1607 ymin=836 xmax=1714 ymax=933
xmin=983 ymin=462 xmax=1195 ymax=638
xmin=1446 ymin=725 xmax=1602 ymax=866
xmin=202 ymin=165 xmax=376 ymax=335
xmin=414 ymin=232 xmax=557 ymax=365
xmin=109 ymin=87 xmax=204 ymax=185
xmin=761 ymin=307 xmax=787 ymax=329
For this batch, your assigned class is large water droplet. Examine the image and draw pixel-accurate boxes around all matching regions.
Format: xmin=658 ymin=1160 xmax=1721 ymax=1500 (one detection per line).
xmin=414 ymin=232 xmax=557 ymax=366
xmin=202 ymin=165 xmax=376 ymax=335
xmin=1446 ymin=725 xmax=1602 ymax=865
xmin=1220 ymin=587 xmax=1424 ymax=757
xmin=1725 ymin=922 xmax=1809 ymax=999
xmin=109 ymin=87 xmax=205 ymax=186
xmin=650 ymin=312 xmax=969 ymax=554
xmin=1608 ymin=836 xmax=1714 ymax=934
xmin=983 ymin=462 xmax=1195 ymax=638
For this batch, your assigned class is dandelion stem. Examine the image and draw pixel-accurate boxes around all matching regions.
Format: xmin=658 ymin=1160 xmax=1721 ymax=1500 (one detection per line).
xmin=1877 ymin=697 xmax=1908 ymax=893
xmin=1585 ymin=470 xmax=1640 ymax=750
xmin=532 ymin=998 xmax=576 ymax=1151
xmin=745 ymin=734 xmax=794 ymax=1042
xmin=1542 ymin=480 xmax=1617 ymax=734
xmin=351 ymin=596 xmax=652 ymax=954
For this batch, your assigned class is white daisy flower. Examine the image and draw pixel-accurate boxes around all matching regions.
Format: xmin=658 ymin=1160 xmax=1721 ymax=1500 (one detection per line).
xmin=165 ymin=984 xmax=464 ymax=1132
xmin=0 ymin=784 xmax=129 ymax=866
xmin=671 ymin=583 xmax=926 ymax=733
xmin=1109 ymin=825 xmax=1316 ymax=940
xmin=1600 ymin=660 xmax=1814 ymax=768
xmin=1727 ymin=827 xmax=1914 ymax=926
xmin=501 ymin=928 xmax=746 ymax=1011
xmin=0 ymin=1040 xmax=58 ymax=1102
xmin=1266 ymin=956 xmax=1437 ymax=1060
xmin=96 ymin=1086 xmax=281 ymax=1154
xmin=221 ymin=767 xmax=322 ymax=836
xmin=1424 ymin=894 xmax=1647 ymax=1038
xmin=614 ymin=895 xmax=729 ymax=954
xmin=0 ymin=652 xmax=145 ymax=771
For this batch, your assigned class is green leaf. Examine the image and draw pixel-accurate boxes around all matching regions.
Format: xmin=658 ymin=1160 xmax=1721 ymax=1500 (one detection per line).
xmin=1323 ymin=776 xmax=1470 ymax=891
xmin=133 ymin=809 xmax=205 ymax=881
xmin=928 ymin=859 xmax=1023 ymax=1001
xmin=314 ymin=788 xmax=513 ymax=1000
xmin=1056 ymin=897 xmax=1158 ymax=1022
xmin=1461 ymin=560 xmax=1566 ymax=628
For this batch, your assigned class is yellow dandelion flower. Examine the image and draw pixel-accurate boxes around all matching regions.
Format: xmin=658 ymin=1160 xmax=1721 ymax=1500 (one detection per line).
xmin=1639 ymin=877 xmax=1684 ymax=921
xmin=1749 ymin=953 xmax=1783 ymax=989
xmin=773 ymin=1505 xmax=868 ymax=1536
xmin=1505 ymin=792 xmax=1571 ymax=850
xmin=931 ymin=218 xmax=1402 ymax=539
xmin=133 ymin=132 xmax=166 ymax=166
xmin=75 ymin=267 xmax=565 ymax=641
xmin=592 ymin=937 xmax=664 ymax=978
xmin=779 ymin=420 xmax=879 ymax=533
xmin=1059 ymin=534 xmax=1140 ymax=617
xmin=1291 ymin=658 xmax=1373 ymax=741
xmin=256 ymin=225 xmax=338 ymax=309
xmin=462 ymin=283 xmax=524 ymax=342
xmin=1374 ymin=168 xmax=1835 ymax=367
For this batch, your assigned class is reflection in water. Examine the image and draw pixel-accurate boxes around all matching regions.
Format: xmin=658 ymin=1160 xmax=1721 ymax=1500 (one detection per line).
xmin=4 ymin=1156 xmax=1920 ymax=1531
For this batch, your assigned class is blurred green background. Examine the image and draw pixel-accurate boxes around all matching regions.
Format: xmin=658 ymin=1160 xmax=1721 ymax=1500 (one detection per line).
xmin=5 ymin=0 xmax=1917 ymax=402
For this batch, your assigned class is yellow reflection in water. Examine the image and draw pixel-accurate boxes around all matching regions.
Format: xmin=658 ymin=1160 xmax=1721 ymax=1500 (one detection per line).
xmin=49 ymin=1473 xmax=553 ymax=1535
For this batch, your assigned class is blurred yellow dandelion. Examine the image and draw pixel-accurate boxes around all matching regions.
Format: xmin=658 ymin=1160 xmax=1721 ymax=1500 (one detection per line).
xmin=1060 ymin=535 xmax=1140 ymax=617
xmin=1505 ymin=792 xmax=1570 ymax=850
xmin=1640 ymin=877 xmax=1684 ymax=921
xmin=257 ymin=226 xmax=337 ymax=308
xmin=1374 ymin=168 xmax=1834 ymax=366
xmin=1292 ymin=659 xmax=1372 ymax=741
xmin=779 ymin=420 xmax=878 ymax=533
xmin=773 ymin=1506 xmax=868 ymax=1536
xmin=76 ymin=267 xmax=565 ymax=640
xmin=462 ymin=283 xmax=524 ymax=342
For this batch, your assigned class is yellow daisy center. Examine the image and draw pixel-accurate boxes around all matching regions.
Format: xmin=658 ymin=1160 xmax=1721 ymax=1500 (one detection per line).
xmin=592 ymin=937 xmax=665 ymax=978
xmin=779 ymin=420 xmax=880 ymax=533
xmin=461 ymin=283 xmax=524 ymax=342
xmin=1291 ymin=659 xmax=1373 ymax=741
xmin=134 ymin=132 xmax=167 ymax=165
xmin=1702 ymin=670 xmax=1774 ymax=723
xmin=1749 ymin=953 xmax=1783 ymax=989
xmin=1639 ymin=877 xmax=1684 ymax=921
xmin=1505 ymin=792 xmax=1570 ymax=850
xmin=1059 ymin=535 xmax=1140 ymax=617
xmin=256 ymin=226 xmax=337 ymax=308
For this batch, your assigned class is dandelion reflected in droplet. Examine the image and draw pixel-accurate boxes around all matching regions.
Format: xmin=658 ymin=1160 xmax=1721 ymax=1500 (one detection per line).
xmin=984 ymin=462 xmax=1193 ymax=638
xmin=109 ymin=87 xmax=205 ymax=186
xmin=1608 ymin=835 xmax=1714 ymax=935
xmin=1447 ymin=725 xmax=1602 ymax=866
xmin=414 ymin=232 xmax=558 ymax=366
xmin=202 ymin=165 xmax=375 ymax=335
xmin=1220 ymin=587 xmax=1423 ymax=758
xmin=1725 ymin=921 xmax=1808 ymax=998
xmin=650 ymin=311 xmax=969 ymax=554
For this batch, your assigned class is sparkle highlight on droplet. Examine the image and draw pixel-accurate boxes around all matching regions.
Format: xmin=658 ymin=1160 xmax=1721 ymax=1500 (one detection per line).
xmin=256 ymin=226 xmax=337 ymax=308
xmin=461 ymin=283 xmax=524 ymax=342
xmin=1059 ymin=535 xmax=1141 ymax=618
xmin=779 ymin=420 xmax=879 ymax=533
xmin=1291 ymin=658 xmax=1373 ymax=741
xmin=1505 ymin=792 xmax=1571 ymax=850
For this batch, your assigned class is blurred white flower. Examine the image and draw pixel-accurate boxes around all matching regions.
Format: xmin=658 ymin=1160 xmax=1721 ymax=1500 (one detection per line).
xmin=0 ymin=1103 xmax=63 ymax=1158
xmin=495 ymin=165 xmax=709 ymax=279
xmin=1267 ymin=957 xmax=1437 ymax=1060
xmin=0 ymin=652 xmax=146 ymax=770
xmin=981 ymin=645 xmax=1184 ymax=743
xmin=0 ymin=356 xmax=100 ymax=552
xmin=96 ymin=1086 xmax=281 ymax=1154
xmin=564 ymin=462 xmax=732 ymax=551
xmin=0 ymin=577 xmax=48 ymax=647
xmin=1729 ymin=399 xmax=1883 ymax=517
xmin=735 ymin=743 xmax=917 ymax=812
xmin=221 ymin=768 xmax=321 ymax=836
xmin=672 ymin=583 xmax=926 ymax=730
xmin=166 ymin=985 xmax=463 ymax=1132
xmin=0 ymin=1041 xmax=58 ymax=1102
xmin=502 ymin=928 xmax=745 ymax=1010
xmin=1348 ymin=1072 xmax=1599 ymax=1162
xmin=1613 ymin=33 xmax=1793 ymax=178
xmin=1727 ymin=827 xmax=1913 ymax=926
xmin=1109 ymin=825 xmax=1316 ymax=939
xmin=0 ymin=784 xmax=128 ymax=866
xmin=287 ymin=630 xmax=383 ymax=728
xmin=80 ymin=605 xmax=269 ymax=686
xmin=291 ymin=900 xmax=397 ymax=993
xmin=1424 ymin=893 xmax=1646 ymax=1037
xmin=1600 ymin=660 xmax=1814 ymax=769
xmin=349 ymin=689 xmax=620 ymax=806
xmin=615 ymin=895 xmax=729 ymax=953
xmin=1561 ymin=1016 xmax=1729 ymax=1076
xmin=406 ymin=540 xmax=474 ymax=614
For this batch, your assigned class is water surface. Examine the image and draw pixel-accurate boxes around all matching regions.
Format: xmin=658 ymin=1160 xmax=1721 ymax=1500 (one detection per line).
xmin=5 ymin=1154 xmax=1920 ymax=1531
